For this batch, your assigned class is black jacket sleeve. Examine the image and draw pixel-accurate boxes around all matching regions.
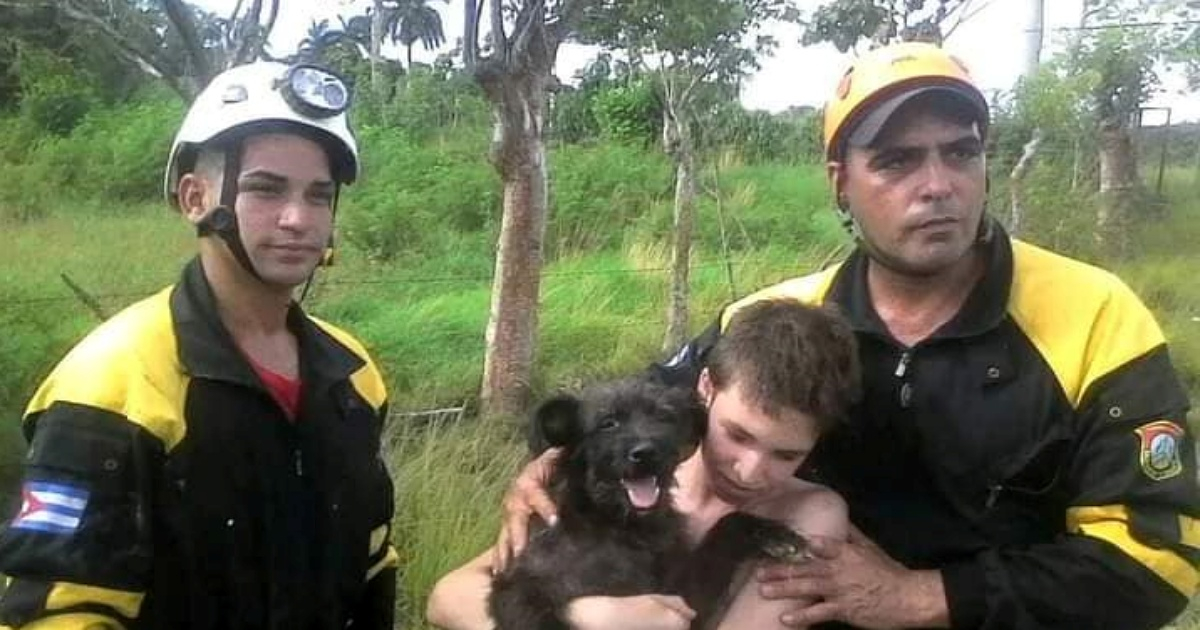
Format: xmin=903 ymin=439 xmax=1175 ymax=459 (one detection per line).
xmin=0 ymin=402 xmax=163 ymax=628
xmin=646 ymin=320 xmax=721 ymax=388
xmin=942 ymin=345 xmax=1199 ymax=630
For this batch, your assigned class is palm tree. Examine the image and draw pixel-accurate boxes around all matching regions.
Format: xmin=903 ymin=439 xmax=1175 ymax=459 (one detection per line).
xmin=381 ymin=0 xmax=448 ymax=69
xmin=296 ymin=19 xmax=341 ymax=62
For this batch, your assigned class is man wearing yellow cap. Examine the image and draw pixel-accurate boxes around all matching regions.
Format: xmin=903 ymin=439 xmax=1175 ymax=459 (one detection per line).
xmin=499 ymin=41 xmax=1199 ymax=630
xmin=695 ymin=41 xmax=1199 ymax=629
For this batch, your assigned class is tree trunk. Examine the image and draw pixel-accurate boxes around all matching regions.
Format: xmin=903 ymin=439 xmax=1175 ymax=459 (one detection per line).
xmin=661 ymin=100 xmax=696 ymax=354
xmin=1096 ymin=118 xmax=1139 ymax=256
xmin=1008 ymin=128 xmax=1042 ymax=236
xmin=478 ymin=70 xmax=550 ymax=419
xmin=664 ymin=147 xmax=697 ymax=353
xmin=370 ymin=0 xmax=385 ymax=93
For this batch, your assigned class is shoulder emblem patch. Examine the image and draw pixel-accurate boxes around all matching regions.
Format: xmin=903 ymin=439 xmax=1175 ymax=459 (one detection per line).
xmin=1135 ymin=421 xmax=1185 ymax=481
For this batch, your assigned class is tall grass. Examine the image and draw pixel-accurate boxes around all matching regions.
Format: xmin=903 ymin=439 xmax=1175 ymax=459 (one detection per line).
xmin=3 ymin=102 xmax=1199 ymax=626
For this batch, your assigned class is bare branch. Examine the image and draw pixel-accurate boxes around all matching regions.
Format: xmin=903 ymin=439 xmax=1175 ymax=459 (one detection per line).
xmin=945 ymin=0 xmax=996 ymax=40
xmin=230 ymin=0 xmax=265 ymax=67
xmin=463 ymin=0 xmax=480 ymax=68
xmin=678 ymin=55 xmax=719 ymax=109
xmin=227 ymin=0 xmax=246 ymax=48
xmin=263 ymin=0 xmax=280 ymax=51
xmin=16 ymin=0 xmax=196 ymax=99
xmin=163 ymin=0 xmax=214 ymax=81
xmin=510 ymin=0 xmax=546 ymax=62
xmin=547 ymin=0 xmax=586 ymax=43
xmin=491 ymin=0 xmax=508 ymax=57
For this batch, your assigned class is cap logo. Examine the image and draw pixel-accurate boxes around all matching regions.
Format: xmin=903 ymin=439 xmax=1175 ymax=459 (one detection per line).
xmin=222 ymin=84 xmax=248 ymax=104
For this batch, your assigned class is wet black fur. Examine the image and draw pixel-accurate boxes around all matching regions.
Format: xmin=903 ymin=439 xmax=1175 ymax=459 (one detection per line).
xmin=488 ymin=378 xmax=807 ymax=630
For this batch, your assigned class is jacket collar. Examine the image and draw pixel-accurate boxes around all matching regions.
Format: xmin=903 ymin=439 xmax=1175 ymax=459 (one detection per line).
xmin=170 ymin=257 xmax=364 ymax=389
xmin=827 ymin=219 xmax=1013 ymax=343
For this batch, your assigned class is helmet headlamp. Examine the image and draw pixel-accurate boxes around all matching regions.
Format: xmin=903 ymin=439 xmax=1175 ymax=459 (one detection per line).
xmin=280 ymin=65 xmax=350 ymax=119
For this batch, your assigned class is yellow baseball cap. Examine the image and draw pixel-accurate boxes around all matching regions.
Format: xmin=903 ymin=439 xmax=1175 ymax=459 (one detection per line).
xmin=823 ymin=42 xmax=989 ymax=161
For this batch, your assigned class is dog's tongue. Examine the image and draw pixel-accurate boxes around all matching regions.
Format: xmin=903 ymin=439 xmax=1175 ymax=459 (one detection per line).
xmin=622 ymin=477 xmax=660 ymax=509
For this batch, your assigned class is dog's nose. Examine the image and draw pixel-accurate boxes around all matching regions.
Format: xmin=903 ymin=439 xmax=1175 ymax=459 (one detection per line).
xmin=628 ymin=442 xmax=659 ymax=464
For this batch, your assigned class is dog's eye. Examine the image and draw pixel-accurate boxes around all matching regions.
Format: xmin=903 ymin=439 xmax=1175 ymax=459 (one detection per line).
xmin=598 ymin=418 xmax=620 ymax=431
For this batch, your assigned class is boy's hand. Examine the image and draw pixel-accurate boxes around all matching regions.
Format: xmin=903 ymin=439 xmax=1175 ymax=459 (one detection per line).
xmin=493 ymin=447 xmax=562 ymax=573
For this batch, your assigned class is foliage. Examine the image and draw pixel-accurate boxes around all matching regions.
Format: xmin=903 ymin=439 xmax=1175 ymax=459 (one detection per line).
xmin=380 ymin=66 xmax=491 ymax=138
xmin=1076 ymin=27 xmax=1160 ymax=124
xmin=379 ymin=0 xmax=449 ymax=66
xmin=801 ymin=0 xmax=974 ymax=51
xmin=0 ymin=88 xmax=182 ymax=221
xmin=546 ymin=142 xmax=673 ymax=257
xmin=2 ymin=92 xmax=1200 ymax=627
xmin=339 ymin=125 xmax=499 ymax=262
xmin=2 ymin=0 xmax=282 ymax=101
xmin=550 ymin=53 xmax=647 ymax=144
xmin=12 ymin=46 xmax=99 ymax=135
xmin=581 ymin=0 xmax=791 ymax=90
xmin=989 ymin=64 xmax=1097 ymax=176
xmin=590 ymin=80 xmax=661 ymax=145
xmin=704 ymin=103 xmax=821 ymax=163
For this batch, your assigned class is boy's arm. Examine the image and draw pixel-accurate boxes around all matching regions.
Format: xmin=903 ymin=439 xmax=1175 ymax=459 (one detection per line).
xmin=426 ymin=550 xmax=496 ymax=630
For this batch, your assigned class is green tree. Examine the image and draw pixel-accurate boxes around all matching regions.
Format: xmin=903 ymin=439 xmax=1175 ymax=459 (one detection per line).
xmin=801 ymin=0 xmax=981 ymax=51
xmin=382 ymin=0 xmax=448 ymax=69
xmin=580 ymin=0 xmax=794 ymax=351
xmin=1062 ymin=0 xmax=1199 ymax=253
xmin=0 ymin=0 xmax=280 ymax=100
xmin=462 ymin=0 xmax=592 ymax=418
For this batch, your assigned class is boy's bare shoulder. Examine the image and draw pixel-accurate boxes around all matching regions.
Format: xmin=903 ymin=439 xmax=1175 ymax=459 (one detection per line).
xmin=746 ymin=479 xmax=848 ymax=538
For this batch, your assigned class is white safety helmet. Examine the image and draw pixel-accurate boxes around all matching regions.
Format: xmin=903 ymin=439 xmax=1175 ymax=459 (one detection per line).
xmin=164 ymin=61 xmax=359 ymax=208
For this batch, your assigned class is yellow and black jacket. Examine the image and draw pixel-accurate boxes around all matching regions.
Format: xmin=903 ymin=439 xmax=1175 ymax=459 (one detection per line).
xmin=0 ymin=258 xmax=398 ymax=630
xmin=655 ymin=226 xmax=1199 ymax=629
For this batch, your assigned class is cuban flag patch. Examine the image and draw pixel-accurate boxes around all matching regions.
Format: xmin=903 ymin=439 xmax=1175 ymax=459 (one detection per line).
xmin=11 ymin=481 xmax=90 ymax=534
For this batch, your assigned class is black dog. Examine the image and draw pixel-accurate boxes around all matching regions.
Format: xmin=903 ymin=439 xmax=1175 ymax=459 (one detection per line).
xmin=488 ymin=378 xmax=807 ymax=630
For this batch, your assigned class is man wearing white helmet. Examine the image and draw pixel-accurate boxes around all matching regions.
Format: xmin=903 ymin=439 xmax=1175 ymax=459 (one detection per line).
xmin=0 ymin=61 xmax=397 ymax=629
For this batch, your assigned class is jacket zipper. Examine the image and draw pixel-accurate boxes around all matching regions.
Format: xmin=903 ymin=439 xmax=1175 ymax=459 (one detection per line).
xmin=894 ymin=350 xmax=912 ymax=377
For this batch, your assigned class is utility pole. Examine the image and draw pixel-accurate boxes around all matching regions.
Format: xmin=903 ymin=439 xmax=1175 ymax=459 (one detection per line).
xmin=1025 ymin=0 xmax=1044 ymax=75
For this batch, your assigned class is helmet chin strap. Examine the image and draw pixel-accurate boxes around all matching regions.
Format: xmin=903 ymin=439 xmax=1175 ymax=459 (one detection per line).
xmin=195 ymin=143 xmax=263 ymax=282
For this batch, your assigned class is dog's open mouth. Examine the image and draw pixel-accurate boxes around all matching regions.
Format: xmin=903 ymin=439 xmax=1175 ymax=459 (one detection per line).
xmin=622 ymin=476 xmax=662 ymax=510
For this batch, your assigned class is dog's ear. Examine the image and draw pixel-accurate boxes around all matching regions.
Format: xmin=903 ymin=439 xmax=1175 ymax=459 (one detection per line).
xmin=529 ymin=394 xmax=583 ymax=454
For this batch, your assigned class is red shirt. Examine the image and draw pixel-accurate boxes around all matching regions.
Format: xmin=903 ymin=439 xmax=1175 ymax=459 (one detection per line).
xmin=246 ymin=357 xmax=301 ymax=421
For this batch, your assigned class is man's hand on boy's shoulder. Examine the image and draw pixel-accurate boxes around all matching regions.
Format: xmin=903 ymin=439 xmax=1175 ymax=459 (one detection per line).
xmin=494 ymin=447 xmax=562 ymax=573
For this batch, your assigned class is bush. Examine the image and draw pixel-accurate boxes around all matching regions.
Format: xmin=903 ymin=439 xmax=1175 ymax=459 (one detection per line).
xmin=341 ymin=126 xmax=500 ymax=261
xmin=547 ymin=142 xmax=673 ymax=257
xmin=15 ymin=46 xmax=100 ymax=136
xmin=592 ymin=81 xmax=661 ymax=146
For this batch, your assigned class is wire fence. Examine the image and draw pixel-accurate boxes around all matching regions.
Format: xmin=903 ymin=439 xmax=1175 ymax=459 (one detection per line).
xmin=7 ymin=117 xmax=1199 ymax=419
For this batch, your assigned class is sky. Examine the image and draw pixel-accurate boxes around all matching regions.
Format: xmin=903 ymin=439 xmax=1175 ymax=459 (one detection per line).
xmin=197 ymin=0 xmax=1199 ymax=124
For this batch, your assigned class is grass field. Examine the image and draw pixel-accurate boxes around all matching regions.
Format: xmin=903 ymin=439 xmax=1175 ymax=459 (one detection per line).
xmin=2 ymin=164 xmax=1198 ymax=627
